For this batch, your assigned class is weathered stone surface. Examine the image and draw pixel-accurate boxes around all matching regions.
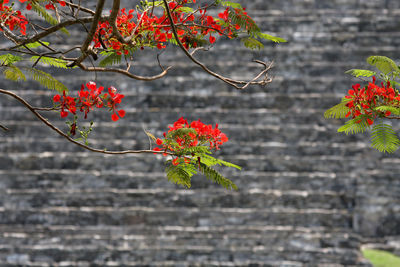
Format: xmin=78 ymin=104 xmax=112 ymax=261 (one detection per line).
xmin=1 ymin=0 xmax=400 ymax=266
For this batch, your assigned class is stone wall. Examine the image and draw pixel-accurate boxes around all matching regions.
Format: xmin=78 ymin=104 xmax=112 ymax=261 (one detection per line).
xmin=1 ymin=0 xmax=400 ymax=266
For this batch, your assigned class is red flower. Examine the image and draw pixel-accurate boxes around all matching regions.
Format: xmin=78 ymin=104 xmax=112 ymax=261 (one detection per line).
xmin=209 ymin=35 xmax=216 ymax=44
xmin=172 ymin=158 xmax=179 ymax=166
xmin=53 ymin=94 xmax=61 ymax=102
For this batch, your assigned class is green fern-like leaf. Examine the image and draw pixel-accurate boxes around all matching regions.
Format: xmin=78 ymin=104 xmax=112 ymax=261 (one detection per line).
xmin=241 ymin=37 xmax=263 ymax=50
xmin=200 ymin=154 xmax=241 ymax=170
xmin=99 ymin=53 xmax=122 ymax=67
xmin=337 ymin=116 xmax=371 ymax=135
xmin=199 ymin=162 xmax=237 ymax=190
xmin=0 ymin=54 xmax=22 ymax=65
xmin=254 ymin=32 xmax=287 ymax=43
xmin=324 ymin=100 xmax=351 ymax=119
xmin=375 ymin=105 xmax=400 ymax=115
xmin=367 ymin=56 xmax=400 ymax=74
xmin=166 ymin=164 xmax=196 ymax=188
xmin=25 ymin=68 xmax=68 ymax=93
xmin=371 ymin=123 xmax=400 ymax=153
xmin=31 ymin=2 xmax=69 ymax=35
xmin=3 ymin=66 xmax=26 ymax=81
xmin=30 ymin=56 xmax=69 ymax=69
xmin=229 ymin=9 xmax=260 ymax=34
xmin=345 ymin=69 xmax=377 ymax=78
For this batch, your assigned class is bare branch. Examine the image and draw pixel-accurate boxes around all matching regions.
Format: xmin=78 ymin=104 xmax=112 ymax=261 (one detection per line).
xmin=162 ymin=0 xmax=272 ymax=90
xmin=0 ymin=89 xmax=173 ymax=155
xmin=0 ymin=124 xmax=9 ymax=131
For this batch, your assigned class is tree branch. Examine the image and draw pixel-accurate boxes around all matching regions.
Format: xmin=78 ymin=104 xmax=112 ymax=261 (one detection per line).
xmin=0 ymin=88 xmax=172 ymax=155
xmin=68 ymin=0 xmax=107 ymax=67
xmin=77 ymin=64 xmax=172 ymax=81
xmin=1 ymin=17 xmax=96 ymax=50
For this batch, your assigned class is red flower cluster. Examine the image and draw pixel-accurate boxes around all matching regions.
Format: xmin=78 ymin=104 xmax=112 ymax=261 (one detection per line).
xmin=154 ymin=117 xmax=229 ymax=165
xmin=0 ymin=0 xmax=28 ymax=35
xmin=345 ymin=76 xmax=398 ymax=125
xmin=53 ymin=82 xmax=125 ymax=121
xmin=0 ymin=0 xmax=67 ymax=35
xmin=92 ymin=1 xmax=246 ymax=54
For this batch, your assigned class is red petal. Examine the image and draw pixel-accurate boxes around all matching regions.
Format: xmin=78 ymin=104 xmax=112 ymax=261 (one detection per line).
xmin=118 ymin=109 xmax=126 ymax=118
xmin=111 ymin=113 xmax=119 ymax=121
xmin=209 ymin=35 xmax=216 ymax=44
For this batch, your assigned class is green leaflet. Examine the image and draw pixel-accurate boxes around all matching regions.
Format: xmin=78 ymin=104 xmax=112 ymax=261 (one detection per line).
xmin=324 ymin=100 xmax=351 ymax=119
xmin=99 ymin=53 xmax=122 ymax=67
xmin=0 ymin=54 xmax=22 ymax=65
xmin=25 ymin=41 xmax=50 ymax=49
xmin=345 ymin=69 xmax=377 ymax=78
xmin=367 ymin=55 xmax=400 ymax=74
xmin=24 ymin=68 xmax=68 ymax=93
xmin=254 ymin=32 xmax=287 ymax=43
xmin=175 ymin=6 xmax=193 ymax=13
xmin=3 ymin=66 xmax=26 ymax=82
xmin=199 ymin=162 xmax=238 ymax=190
xmin=165 ymin=163 xmax=197 ymax=188
xmin=31 ymin=2 xmax=70 ymax=35
xmin=200 ymin=154 xmax=241 ymax=170
xmin=371 ymin=123 xmax=400 ymax=153
xmin=218 ymin=0 xmax=243 ymax=9
xmin=229 ymin=9 xmax=260 ymax=34
xmin=30 ymin=56 xmax=69 ymax=69
xmin=241 ymin=37 xmax=264 ymax=50
xmin=375 ymin=105 xmax=400 ymax=115
xmin=337 ymin=115 xmax=371 ymax=135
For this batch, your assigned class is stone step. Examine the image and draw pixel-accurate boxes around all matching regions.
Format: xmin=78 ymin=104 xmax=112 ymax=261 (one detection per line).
xmin=0 ymin=207 xmax=352 ymax=228
xmin=0 ymin=90 xmax=346 ymax=110
xmin=0 ymin=170 xmax=354 ymax=192
xmin=0 ymin=152 xmax=381 ymax=173
xmin=0 ymin=188 xmax=353 ymax=210
xmin=1 ymin=105 xmax=337 ymax=125
xmin=0 ymin=240 xmax=362 ymax=265
xmin=0 ymin=260 xmax=307 ymax=267
xmin=0 ymin=137 xmax=372 ymax=157
xmin=0 ymin=225 xmax=360 ymax=251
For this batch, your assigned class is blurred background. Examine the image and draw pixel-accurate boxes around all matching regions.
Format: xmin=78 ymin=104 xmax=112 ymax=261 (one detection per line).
xmin=1 ymin=0 xmax=400 ymax=266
